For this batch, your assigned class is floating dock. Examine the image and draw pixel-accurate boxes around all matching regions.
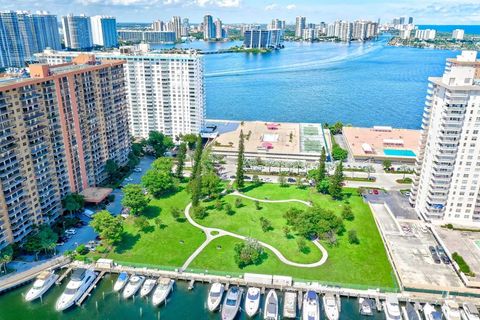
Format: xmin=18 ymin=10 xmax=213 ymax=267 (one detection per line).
xmin=76 ymin=270 xmax=106 ymax=306
xmin=56 ymin=267 xmax=73 ymax=285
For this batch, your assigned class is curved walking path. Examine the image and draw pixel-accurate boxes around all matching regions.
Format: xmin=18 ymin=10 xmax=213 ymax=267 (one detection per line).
xmin=181 ymin=191 xmax=329 ymax=271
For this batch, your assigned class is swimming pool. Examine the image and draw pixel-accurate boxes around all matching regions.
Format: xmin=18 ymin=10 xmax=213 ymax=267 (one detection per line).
xmin=383 ymin=149 xmax=416 ymax=157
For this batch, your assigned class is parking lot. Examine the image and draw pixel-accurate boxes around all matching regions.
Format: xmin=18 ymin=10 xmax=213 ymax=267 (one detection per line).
xmin=364 ymin=190 xmax=418 ymax=220
xmin=370 ymin=203 xmax=464 ymax=291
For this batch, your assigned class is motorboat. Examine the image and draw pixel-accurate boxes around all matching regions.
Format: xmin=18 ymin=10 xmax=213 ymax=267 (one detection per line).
xmin=113 ymin=272 xmax=129 ymax=292
xmin=358 ymin=298 xmax=374 ymax=316
xmin=424 ymin=303 xmax=443 ymax=320
xmin=462 ymin=302 xmax=480 ymax=320
xmin=283 ymin=291 xmax=297 ymax=318
xmin=152 ymin=278 xmax=174 ymax=306
xmin=323 ymin=293 xmax=340 ymax=320
xmin=207 ymin=282 xmax=225 ymax=312
xmin=263 ymin=289 xmax=279 ymax=320
xmin=140 ymin=278 xmax=157 ymax=298
xmin=442 ymin=300 xmax=462 ymax=320
xmin=244 ymin=287 xmax=261 ymax=317
xmin=383 ymin=296 xmax=401 ymax=320
xmin=221 ymin=286 xmax=243 ymax=320
xmin=25 ymin=270 xmax=59 ymax=302
xmin=401 ymin=302 xmax=421 ymax=320
xmin=55 ymin=268 xmax=96 ymax=311
xmin=302 ymin=290 xmax=320 ymax=320
xmin=122 ymin=275 xmax=145 ymax=299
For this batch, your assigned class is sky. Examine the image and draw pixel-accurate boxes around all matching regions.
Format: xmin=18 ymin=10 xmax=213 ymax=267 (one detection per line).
xmin=1 ymin=0 xmax=480 ymax=24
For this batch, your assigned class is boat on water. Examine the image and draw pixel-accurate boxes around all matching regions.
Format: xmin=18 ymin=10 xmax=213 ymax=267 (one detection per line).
xmin=302 ymin=290 xmax=320 ymax=320
xmin=221 ymin=286 xmax=243 ymax=320
xmin=152 ymin=278 xmax=174 ymax=306
xmin=55 ymin=268 xmax=96 ymax=311
xmin=140 ymin=278 xmax=157 ymax=298
xmin=424 ymin=303 xmax=443 ymax=320
xmin=244 ymin=287 xmax=261 ymax=317
xmin=264 ymin=289 xmax=279 ymax=320
xmin=358 ymin=298 xmax=374 ymax=316
xmin=323 ymin=293 xmax=340 ymax=320
xmin=442 ymin=300 xmax=462 ymax=320
xmin=25 ymin=270 xmax=59 ymax=302
xmin=207 ymin=282 xmax=224 ymax=312
xmin=401 ymin=302 xmax=421 ymax=320
xmin=113 ymin=272 xmax=129 ymax=292
xmin=462 ymin=302 xmax=480 ymax=320
xmin=122 ymin=275 xmax=145 ymax=299
xmin=383 ymin=296 xmax=401 ymax=320
xmin=283 ymin=291 xmax=297 ymax=319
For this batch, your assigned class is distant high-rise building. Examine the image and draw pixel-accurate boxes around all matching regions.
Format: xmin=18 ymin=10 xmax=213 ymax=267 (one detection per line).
xmin=0 ymin=11 xmax=61 ymax=67
xmin=452 ymin=29 xmax=465 ymax=41
xmin=118 ymin=30 xmax=176 ymax=44
xmin=0 ymin=55 xmax=130 ymax=249
xmin=408 ymin=17 xmax=414 ymax=24
xmin=214 ymin=18 xmax=223 ymax=39
xmin=410 ymin=51 xmax=480 ymax=226
xmin=182 ymin=18 xmax=190 ymax=36
xmin=152 ymin=20 xmax=165 ymax=31
xmin=244 ymin=29 xmax=283 ymax=49
xmin=269 ymin=18 xmax=285 ymax=30
xmin=399 ymin=17 xmax=405 ymax=25
xmin=329 ymin=20 xmax=353 ymax=42
xmin=414 ymin=29 xmax=436 ymax=41
xmin=203 ymin=15 xmax=215 ymax=40
xmin=172 ymin=16 xmax=182 ymax=40
xmin=302 ymin=28 xmax=316 ymax=41
xmin=62 ymin=14 xmax=93 ymax=50
xmin=295 ymin=16 xmax=306 ymax=38
xmin=90 ymin=15 xmax=118 ymax=48
xmin=352 ymin=20 xmax=378 ymax=41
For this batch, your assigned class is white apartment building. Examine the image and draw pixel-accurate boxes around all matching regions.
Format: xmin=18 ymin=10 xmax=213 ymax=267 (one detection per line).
xmin=36 ymin=46 xmax=206 ymax=139
xmin=452 ymin=29 xmax=465 ymax=41
xmin=414 ymin=29 xmax=436 ymax=41
xmin=410 ymin=51 xmax=480 ymax=227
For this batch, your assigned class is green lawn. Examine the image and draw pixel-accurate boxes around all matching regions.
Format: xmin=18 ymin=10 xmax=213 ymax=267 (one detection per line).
xmin=107 ymin=186 xmax=206 ymax=267
xmin=196 ymin=196 xmax=322 ymax=264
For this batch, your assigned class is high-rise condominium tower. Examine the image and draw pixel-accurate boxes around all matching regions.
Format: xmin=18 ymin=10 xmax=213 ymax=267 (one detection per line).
xmin=0 ymin=11 xmax=61 ymax=67
xmin=295 ymin=16 xmax=306 ymax=38
xmin=215 ymin=18 xmax=223 ymax=39
xmin=90 ymin=15 xmax=118 ymax=48
xmin=0 ymin=55 xmax=130 ymax=249
xmin=203 ymin=15 xmax=215 ymax=40
xmin=410 ymin=51 xmax=480 ymax=226
xmin=62 ymin=14 xmax=93 ymax=50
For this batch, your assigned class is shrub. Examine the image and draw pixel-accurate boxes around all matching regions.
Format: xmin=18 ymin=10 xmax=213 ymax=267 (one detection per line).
xmin=224 ymin=203 xmax=234 ymax=215
xmin=452 ymin=252 xmax=475 ymax=276
xmin=214 ymin=199 xmax=223 ymax=210
xmin=96 ymin=245 xmax=108 ymax=254
xmin=193 ymin=206 xmax=207 ymax=219
xmin=170 ymin=207 xmax=181 ymax=220
xmin=348 ymin=229 xmax=360 ymax=244
xmin=75 ymin=244 xmax=89 ymax=255
xmin=235 ymin=198 xmax=243 ymax=208
xmin=341 ymin=205 xmax=355 ymax=221
xmin=297 ymin=238 xmax=308 ymax=252
xmin=255 ymin=200 xmax=261 ymax=210
xmin=259 ymin=217 xmax=272 ymax=232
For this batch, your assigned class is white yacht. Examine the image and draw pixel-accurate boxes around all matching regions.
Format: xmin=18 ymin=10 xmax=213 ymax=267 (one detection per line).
xmin=383 ymin=296 xmax=401 ymax=320
xmin=462 ymin=302 xmax=480 ymax=320
xmin=122 ymin=275 xmax=145 ymax=299
xmin=359 ymin=298 xmax=374 ymax=316
xmin=221 ymin=286 xmax=243 ymax=320
xmin=25 ymin=270 xmax=59 ymax=302
xmin=323 ymin=293 xmax=340 ymax=320
xmin=207 ymin=282 xmax=224 ymax=312
xmin=244 ymin=287 xmax=261 ymax=317
xmin=140 ymin=278 xmax=157 ymax=298
xmin=424 ymin=303 xmax=443 ymax=320
xmin=264 ymin=289 xmax=279 ymax=320
xmin=113 ymin=272 xmax=129 ymax=292
xmin=402 ymin=302 xmax=421 ymax=320
xmin=152 ymin=278 xmax=174 ymax=306
xmin=302 ymin=290 xmax=320 ymax=320
xmin=283 ymin=291 xmax=297 ymax=319
xmin=442 ymin=300 xmax=462 ymax=320
xmin=55 ymin=268 xmax=96 ymax=311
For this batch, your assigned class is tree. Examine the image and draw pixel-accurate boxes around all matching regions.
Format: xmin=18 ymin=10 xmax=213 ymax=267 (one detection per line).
xmin=252 ymin=175 xmax=262 ymax=186
xmin=235 ymin=198 xmax=243 ymax=208
xmin=154 ymin=217 xmax=164 ymax=229
xmin=329 ymin=121 xmax=344 ymax=135
xmin=134 ymin=216 xmax=150 ymax=231
xmin=193 ymin=205 xmax=207 ymax=219
xmin=0 ymin=245 xmax=13 ymax=273
xmin=297 ymin=238 xmax=308 ymax=252
xmin=278 ymin=173 xmax=288 ymax=187
xmin=234 ymin=238 xmax=264 ymax=268
xmin=175 ymin=143 xmax=187 ymax=178
xmin=317 ymin=179 xmax=330 ymax=194
xmin=284 ymin=205 xmax=344 ymax=239
xmin=329 ymin=162 xmax=344 ymax=199
xmin=171 ymin=207 xmax=181 ymax=221
xmin=382 ymin=159 xmax=392 ymax=171
xmin=259 ymin=217 xmax=272 ymax=232
xmin=225 ymin=203 xmax=234 ymax=215
xmin=152 ymin=157 xmax=174 ymax=172
xmin=348 ymin=229 xmax=360 ymax=244
xmin=190 ymin=135 xmax=203 ymax=179
xmin=24 ymin=225 xmax=58 ymax=258
xmin=105 ymin=159 xmax=119 ymax=181
xmin=181 ymin=133 xmax=197 ymax=149
xmin=296 ymin=177 xmax=304 ymax=188
xmin=90 ymin=210 xmax=124 ymax=245
xmin=190 ymin=135 xmax=204 ymax=207
xmin=121 ymin=184 xmax=150 ymax=215
xmin=202 ymin=170 xmax=221 ymax=198
xmin=62 ymin=193 xmax=85 ymax=216
xmin=142 ymin=164 xmax=176 ymax=198
xmin=316 ymin=147 xmax=327 ymax=184
xmin=255 ymin=200 xmax=261 ymax=210
xmin=76 ymin=244 xmax=89 ymax=255
xmin=283 ymin=226 xmax=291 ymax=238
xmin=147 ymin=131 xmax=174 ymax=158
xmin=341 ymin=205 xmax=355 ymax=221
xmin=235 ymin=130 xmax=245 ymax=189
xmin=332 ymin=143 xmax=348 ymax=161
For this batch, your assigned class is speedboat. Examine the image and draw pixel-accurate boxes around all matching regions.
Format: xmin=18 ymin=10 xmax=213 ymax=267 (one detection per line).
xmin=221 ymin=286 xmax=243 ymax=320
xmin=359 ymin=298 xmax=374 ymax=316
xmin=302 ymin=290 xmax=320 ymax=320
xmin=383 ymin=296 xmax=401 ymax=320
xmin=402 ymin=302 xmax=421 ymax=320
xmin=462 ymin=302 xmax=480 ymax=320
xmin=244 ymin=287 xmax=261 ymax=317
xmin=283 ymin=291 xmax=297 ymax=318
xmin=207 ymin=282 xmax=224 ymax=312
xmin=25 ymin=270 xmax=59 ymax=301
xmin=264 ymin=289 xmax=279 ymax=320
xmin=424 ymin=303 xmax=443 ymax=320
xmin=55 ymin=268 xmax=96 ymax=311
xmin=152 ymin=278 xmax=174 ymax=306
xmin=140 ymin=278 xmax=157 ymax=298
xmin=113 ymin=272 xmax=129 ymax=292
xmin=323 ymin=293 xmax=340 ymax=320
xmin=122 ymin=275 xmax=145 ymax=299
xmin=442 ymin=300 xmax=461 ymax=320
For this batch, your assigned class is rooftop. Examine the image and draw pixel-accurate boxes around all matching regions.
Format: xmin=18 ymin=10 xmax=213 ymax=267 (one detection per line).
xmin=80 ymin=187 xmax=113 ymax=204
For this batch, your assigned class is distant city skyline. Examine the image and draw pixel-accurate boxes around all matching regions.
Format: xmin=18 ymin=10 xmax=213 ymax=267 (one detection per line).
xmin=1 ymin=0 xmax=479 ymax=24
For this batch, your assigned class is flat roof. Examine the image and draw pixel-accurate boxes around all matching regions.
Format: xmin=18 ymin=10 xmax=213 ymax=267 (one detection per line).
xmin=80 ymin=187 xmax=113 ymax=204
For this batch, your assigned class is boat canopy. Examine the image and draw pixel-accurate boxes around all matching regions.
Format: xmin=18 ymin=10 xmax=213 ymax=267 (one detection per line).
xmin=247 ymin=291 xmax=260 ymax=300
xmin=307 ymin=291 xmax=317 ymax=299
xmin=71 ymin=268 xmax=86 ymax=281
xmin=118 ymin=272 xmax=128 ymax=280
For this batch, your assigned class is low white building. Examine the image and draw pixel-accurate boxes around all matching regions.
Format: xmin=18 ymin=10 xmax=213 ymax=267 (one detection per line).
xmin=452 ymin=29 xmax=465 ymax=41
xmin=414 ymin=29 xmax=436 ymax=40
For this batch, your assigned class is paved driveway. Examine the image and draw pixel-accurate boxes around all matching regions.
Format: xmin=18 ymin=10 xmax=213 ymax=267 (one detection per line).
xmin=364 ymin=190 xmax=418 ymax=220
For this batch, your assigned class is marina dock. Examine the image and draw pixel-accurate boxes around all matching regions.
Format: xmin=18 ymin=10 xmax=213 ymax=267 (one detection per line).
xmin=76 ymin=270 xmax=106 ymax=306
xmin=56 ymin=267 xmax=73 ymax=285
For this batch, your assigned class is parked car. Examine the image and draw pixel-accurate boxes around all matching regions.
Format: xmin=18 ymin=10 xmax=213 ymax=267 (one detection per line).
xmin=436 ymin=245 xmax=445 ymax=255
xmin=432 ymin=253 xmax=441 ymax=264
xmin=133 ymin=168 xmax=142 ymax=172
xmin=441 ymin=255 xmax=450 ymax=264
xmin=287 ymin=177 xmax=296 ymax=183
xmin=373 ymin=189 xmax=379 ymax=195
xmin=65 ymin=228 xmax=76 ymax=235
xmin=428 ymin=246 xmax=437 ymax=255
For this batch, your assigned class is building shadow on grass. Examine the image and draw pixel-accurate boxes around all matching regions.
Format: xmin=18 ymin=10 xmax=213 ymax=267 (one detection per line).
xmin=240 ymin=183 xmax=263 ymax=193
xmin=114 ymin=233 xmax=140 ymax=254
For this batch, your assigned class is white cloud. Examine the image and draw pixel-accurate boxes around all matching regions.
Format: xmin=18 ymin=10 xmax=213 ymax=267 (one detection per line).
xmin=194 ymin=0 xmax=240 ymax=7
xmin=76 ymin=0 xmax=240 ymax=7
xmin=264 ymin=3 xmax=277 ymax=11
xmin=286 ymin=4 xmax=296 ymax=10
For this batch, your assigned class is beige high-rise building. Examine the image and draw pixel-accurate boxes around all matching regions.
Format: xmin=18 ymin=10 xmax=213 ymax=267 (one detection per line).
xmin=0 ymin=55 xmax=130 ymax=249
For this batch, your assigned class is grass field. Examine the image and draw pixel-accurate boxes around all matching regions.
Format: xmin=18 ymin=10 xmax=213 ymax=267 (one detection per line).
xmin=107 ymin=185 xmax=205 ymax=267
